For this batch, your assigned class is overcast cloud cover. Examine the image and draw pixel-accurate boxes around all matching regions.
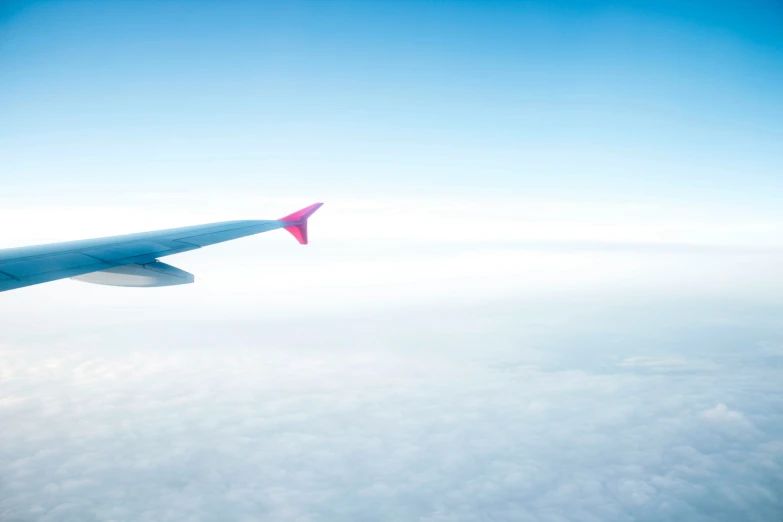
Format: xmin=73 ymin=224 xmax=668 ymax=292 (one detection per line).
xmin=2 ymin=291 xmax=783 ymax=521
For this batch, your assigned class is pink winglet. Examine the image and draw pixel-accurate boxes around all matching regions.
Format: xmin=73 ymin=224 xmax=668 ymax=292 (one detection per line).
xmin=278 ymin=202 xmax=324 ymax=245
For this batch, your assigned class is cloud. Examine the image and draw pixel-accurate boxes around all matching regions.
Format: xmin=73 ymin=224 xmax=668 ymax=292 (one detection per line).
xmin=1 ymin=309 xmax=782 ymax=522
xmin=618 ymin=357 xmax=688 ymax=368
xmin=702 ymin=403 xmax=748 ymax=424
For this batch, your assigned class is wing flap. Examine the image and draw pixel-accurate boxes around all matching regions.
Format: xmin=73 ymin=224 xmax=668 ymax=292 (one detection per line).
xmin=81 ymin=240 xmax=179 ymax=262
xmin=0 ymin=260 xmax=114 ymax=292
xmin=0 ymin=253 xmax=105 ymax=279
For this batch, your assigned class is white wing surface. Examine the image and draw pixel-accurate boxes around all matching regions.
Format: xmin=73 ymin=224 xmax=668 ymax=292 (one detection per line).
xmin=0 ymin=203 xmax=323 ymax=293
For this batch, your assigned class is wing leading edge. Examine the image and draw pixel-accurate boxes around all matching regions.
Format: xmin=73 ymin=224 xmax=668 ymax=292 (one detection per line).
xmin=0 ymin=203 xmax=323 ymax=293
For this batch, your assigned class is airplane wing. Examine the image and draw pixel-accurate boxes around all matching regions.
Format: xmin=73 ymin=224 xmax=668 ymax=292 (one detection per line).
xmin=0 ymin=202 xmax=323 ymax=293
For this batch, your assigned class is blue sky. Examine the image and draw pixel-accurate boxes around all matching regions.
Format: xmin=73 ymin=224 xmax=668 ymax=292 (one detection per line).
xmin=2 ymin=0 xmax=782 ymax=203
xmin=2 ymin=2 xmax=783 ymax=521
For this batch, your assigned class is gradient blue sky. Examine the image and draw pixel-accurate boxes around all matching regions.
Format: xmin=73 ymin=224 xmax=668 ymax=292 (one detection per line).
xmin=2 ymin=0 xmax=782 ymax=205
xmin=2 ymin=3 xmax=783 ymax=522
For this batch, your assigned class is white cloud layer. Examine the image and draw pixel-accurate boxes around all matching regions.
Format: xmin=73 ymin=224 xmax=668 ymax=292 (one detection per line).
xmin=1 ymin=305 xmax=782 ymax=522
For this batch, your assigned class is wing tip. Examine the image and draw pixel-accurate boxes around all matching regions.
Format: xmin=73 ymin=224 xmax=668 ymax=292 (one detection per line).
xmin=279 ymin=202 xmax=324 ymax=245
